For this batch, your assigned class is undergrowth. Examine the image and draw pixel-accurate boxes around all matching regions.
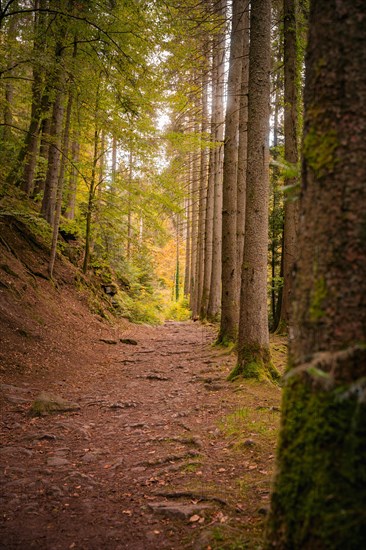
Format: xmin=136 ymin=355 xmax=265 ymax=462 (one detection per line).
xmin=0 ymin=188 xmax=181 ymax=326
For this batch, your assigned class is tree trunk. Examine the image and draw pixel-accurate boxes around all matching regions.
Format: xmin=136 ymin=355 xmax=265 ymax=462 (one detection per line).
xmin=49 ymin=84 xmax=74 ymax=278
xmin=193 ymin=72 xmax=209 ymax=318
xmin=63 ymin=137 xmax=79 ymax=219
xmin=189 ymin=143 xmax=200 ymax=314
xmin=126 ymin=149 xmax=133 ymax=261
xmin=32 ymin=114 xmax=51 ymax=197
xmin=236 ymin=6 xmax=250 ymax=290
xmin=278 ymin=0 xmax=300 ymax=330
xmin=218 ymin=0 xmax=245 ymax=344
xmin=207 ymin=0 xmax=226 ymax=322
xmin=231 ymin=0 xmax=279 ymax=381
xmin=41 ymin=34 xmax=67 ymax=224
xmin=200 ymin=46 xmax=216 ymax=319
xmin=266 ymin=0 xmax=366 ymax=547
xmin=83 ymin=125 xmax=99 ymax=273
xmin=184 ymin=193 xmax=191 ymax=297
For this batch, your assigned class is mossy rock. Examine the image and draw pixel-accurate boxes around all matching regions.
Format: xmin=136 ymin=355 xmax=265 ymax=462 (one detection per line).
xmin=29 ymin=391 xmax=80 ymax=417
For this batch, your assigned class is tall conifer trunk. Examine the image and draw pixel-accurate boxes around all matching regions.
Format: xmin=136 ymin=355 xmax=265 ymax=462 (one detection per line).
xmin=278 ymin=0 xmax=300 ymax=329
xmin=218 ymin=0 xmax=245 ymax=344
xmin=231 ymin=0 xmax=279 ymax=381
xmin=236 ymin=5 xmax=250 ymax=289
xmin=200 ymin=46 xmax=216 ymax=319
xmin=266 ymin=0 xmax=366 ymax=546
xmin=207 ymin=0 xmax=226 ymax=322
xmin=193 ymin=71 xmax=209 ymax=318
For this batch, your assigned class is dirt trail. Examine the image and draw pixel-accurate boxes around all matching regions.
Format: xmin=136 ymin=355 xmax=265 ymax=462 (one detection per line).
xmin=1 ymin=321 xmax=283 ymax=550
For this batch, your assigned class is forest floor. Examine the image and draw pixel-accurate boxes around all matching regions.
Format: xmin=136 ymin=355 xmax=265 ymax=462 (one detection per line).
xmin=0 ymin=217 xmax=287 ymax=550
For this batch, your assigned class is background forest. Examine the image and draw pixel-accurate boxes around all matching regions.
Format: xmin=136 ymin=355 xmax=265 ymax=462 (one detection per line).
xmin=0 ymin=0 xmax=299 ymax=333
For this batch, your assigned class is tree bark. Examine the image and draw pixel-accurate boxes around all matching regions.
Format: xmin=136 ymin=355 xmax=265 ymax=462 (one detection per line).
xmin=189 ymin=139 xmax=200 ymax=313
xmin=278 ymin=0 xmax=300 ymax=330
xmin=207 ymin=0 xmax=226 ymax=322
xmin=193 ymin=71 xmax=209 ymax=318
xmin=49 ymin=83 xmax=74 ymax=278
xmin=63 ymin=137 xmax=79 ymax=219
xmin=236 ymin=5 xmax=250 ymax=290
xmin=41 ymin=34 xmax=67 ymax=225
xmin=266 ymin=0 xmax=366 ymax=547
xmin=232 ymin=0 xmax=279 ymax=381
xmin=218 ymin=0 xmax=245 ymax=344
xmin=184 ymin=192 xmax=191 ymax=297
xmin=126 ymin=149 xmax=133 ymax=261
xmin=200 ymin=46 xmax=216 ymax=319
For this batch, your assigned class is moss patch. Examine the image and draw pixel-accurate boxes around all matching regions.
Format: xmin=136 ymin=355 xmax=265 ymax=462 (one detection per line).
xmin=303 ymin=127 xmax=339 ymax=177
xmin=228 ymin=344 xmax=280 ymax=383
xmin=309 ymin=276 xmax=327 ymax=321
xmin=265 ymin=378 xmax=366 ymax=549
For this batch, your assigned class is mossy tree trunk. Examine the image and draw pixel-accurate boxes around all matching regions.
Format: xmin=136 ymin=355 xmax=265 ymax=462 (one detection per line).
xmin=266 ymin=0 xmax=366 ymax=547
xmin=232 ymin=0 xmax=278 ymax=381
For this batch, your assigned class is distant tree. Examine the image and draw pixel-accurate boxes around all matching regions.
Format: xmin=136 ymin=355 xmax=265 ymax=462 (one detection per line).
xmin=266 ymin=0 xmax=366 ymax=547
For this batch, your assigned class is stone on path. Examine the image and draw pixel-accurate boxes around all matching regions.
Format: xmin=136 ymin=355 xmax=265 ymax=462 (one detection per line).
xmin=29 ymin=391 xmax=80 ymax=416
xmin=147 ymin=502 xmax=211 ymax=520
xmin=47 ymin=456 xmax=70 ymax=466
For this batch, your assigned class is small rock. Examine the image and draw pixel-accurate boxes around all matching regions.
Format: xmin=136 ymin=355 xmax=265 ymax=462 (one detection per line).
xmin=47 ymin=457 xmax=70 ymax=467
xmin=81 ymin=453 xmax=99 ymax=463
xmin=29 ymin=392 xmax=80 ymax=416
xmin=148 ymin=502 xmax=210 ymax=520
xmin=204 ymin=383 xmax=223 ymax=391
xmin=100 ymin=338 xmax=118 ymax=345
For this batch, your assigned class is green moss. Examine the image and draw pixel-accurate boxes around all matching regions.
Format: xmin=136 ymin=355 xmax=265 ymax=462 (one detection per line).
xmin=228 ymin=344 xmax=280 ymax=383
xmin=266 ymin=378 xmax=366 ymax=549
xmin=309 ymin=276 xmax=327 ymax=321
xmin=214 ymin=335 xmax=237 ymax=352
xmin=303 ymin=127 xmax=339 ymax=177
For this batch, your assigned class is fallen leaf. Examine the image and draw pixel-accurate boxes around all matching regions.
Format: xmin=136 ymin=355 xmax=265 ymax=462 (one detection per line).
xmin=103 ymin=464 xmax=111 ymax=469
xmin=153 ymin=530 xmax=160 ymax=535
xmin=218 ymin=468 xmax=226 ymax=473
xmin=248 ymin=465 xmax=257 ymax=470
xmin=122 ymin=510 xmax=132 ymax=515
xmin=189 ymin=514 xmax=201 ymax=523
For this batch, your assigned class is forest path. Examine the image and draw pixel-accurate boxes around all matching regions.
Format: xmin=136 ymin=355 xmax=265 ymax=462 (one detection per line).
xmin=1 ymin=321 xmax=284 ymax=550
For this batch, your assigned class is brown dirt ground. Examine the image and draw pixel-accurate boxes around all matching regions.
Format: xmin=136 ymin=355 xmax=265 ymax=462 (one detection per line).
xmin=0 ymin=217 xmax=287 ymax=550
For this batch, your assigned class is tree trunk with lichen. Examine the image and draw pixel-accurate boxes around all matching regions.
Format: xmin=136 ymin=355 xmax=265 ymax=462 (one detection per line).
xmin=230 ymin=0 xmax=278 ymax=381
xmin=265 ymin=0 xmax=366 ymax=547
